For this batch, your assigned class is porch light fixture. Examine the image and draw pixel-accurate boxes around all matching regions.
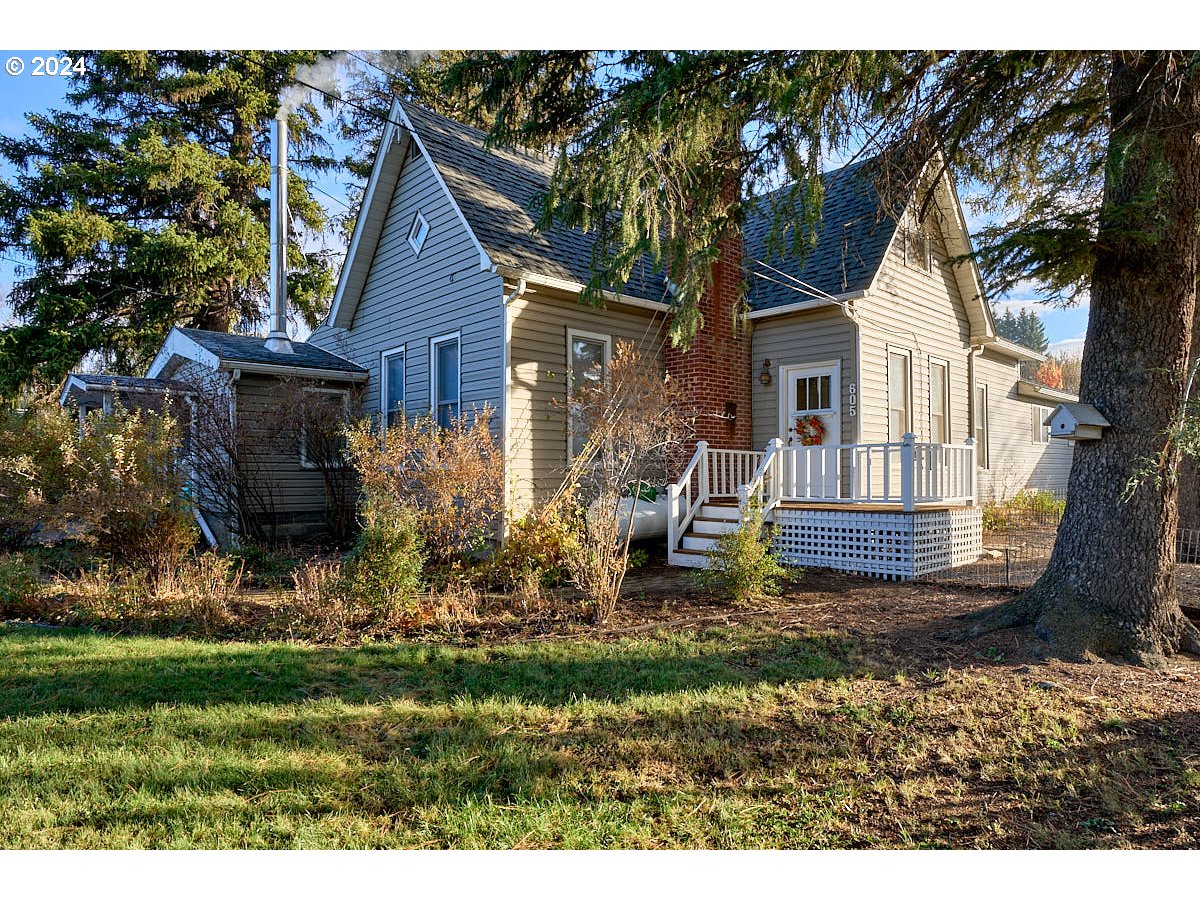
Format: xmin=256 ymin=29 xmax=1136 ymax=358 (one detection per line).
xmin=759 ymin=358 xmax=773 ymax=386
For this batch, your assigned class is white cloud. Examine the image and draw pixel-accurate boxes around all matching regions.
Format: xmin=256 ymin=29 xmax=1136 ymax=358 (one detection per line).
xmin=1048 ymin=337 xmax=1086 ymax=357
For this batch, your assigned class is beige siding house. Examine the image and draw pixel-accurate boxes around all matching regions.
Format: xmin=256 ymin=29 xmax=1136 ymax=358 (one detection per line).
xmin=61 ymin=100 xmax=1077 ymax=572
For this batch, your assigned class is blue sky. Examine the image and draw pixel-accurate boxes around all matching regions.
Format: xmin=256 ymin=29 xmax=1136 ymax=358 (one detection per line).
xmin=0 ymin=50 xmax=1090 ymax=354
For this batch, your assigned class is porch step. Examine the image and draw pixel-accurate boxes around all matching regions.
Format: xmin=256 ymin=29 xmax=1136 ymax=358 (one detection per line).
xmin=682 ymin=533 xmax=721 ymax=552
xmin=691 ymin=516 xmax=741 ymax=536
xmin=699 ymin=502 xmax=740 ymax=521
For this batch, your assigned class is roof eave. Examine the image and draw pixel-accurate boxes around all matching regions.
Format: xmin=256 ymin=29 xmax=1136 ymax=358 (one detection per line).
xmin=218 ymin=360 xmax=368 ymax=383
xmin=496 ymin=266 xmax=671 ymax=313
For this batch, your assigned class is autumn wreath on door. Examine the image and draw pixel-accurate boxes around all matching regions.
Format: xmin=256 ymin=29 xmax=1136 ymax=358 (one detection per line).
xmin=794 ymin=414 xmax=826 ymax=446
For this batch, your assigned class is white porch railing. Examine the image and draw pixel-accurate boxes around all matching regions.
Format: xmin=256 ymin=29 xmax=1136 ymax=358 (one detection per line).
xmin=671 ymin=435 xmax=975 ymax=557
xmin=668 ymin=442 xmax=765 ymax=554
xmin=739 ymin=434 xmax=975 ymax=514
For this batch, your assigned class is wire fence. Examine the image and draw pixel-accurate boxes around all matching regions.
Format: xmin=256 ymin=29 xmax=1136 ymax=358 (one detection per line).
xmin=925 ymin=501 xmax=1200 ymax=596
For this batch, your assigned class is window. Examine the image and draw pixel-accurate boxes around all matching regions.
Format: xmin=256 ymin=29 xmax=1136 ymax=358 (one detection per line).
xmin=1032 ymin=404 xmax=1051 ymax=443
xmin=299 ymin=388 xmax=350 ymax=469
xmin=904 ymin=227 xmax=932 ymax=272
xmin=887 ymin=348 xmax=912 ymax=440
xmin=795 ymin=373 xmax=833 ymax=413
xmin=566 ymin=328 xmax=612 ymax=459
xmin=407 ymin=210 xmax=430 ymax=256
xmin=974 ymin=384 xmax=990 ymax=468
xmin=381 ymin=346 xmax=405 ymax=430
xmin=929 ymin=358 xmax=950 ymax=444
xmin=431 ymin=333 xmax=460 ymax=428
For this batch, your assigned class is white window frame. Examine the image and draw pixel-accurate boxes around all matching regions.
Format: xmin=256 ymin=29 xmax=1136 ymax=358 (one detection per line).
xmin=407 ymin=210 xmax=430 ymax=256
xmin=566 ymin=328 xmax=613 ymax=461
xmin=886 ymin=345 xmax=913 ymax=441
xmin=430 ymin=331 xmax=461 ymax=428
xmin=903 ymin=226 xmax=932 ymax=273
xmin=928 ymin=356 xmax=951 ymax=444
xmin=1032 ymin=404 xmax=1051 ymax=444
xmin=974 ymin=383 xmax=990 ymax=469
xmin=380 ymin=344 xmax=406 ymax=432
xmin=299 ymin=387 xmax=351 ymax=470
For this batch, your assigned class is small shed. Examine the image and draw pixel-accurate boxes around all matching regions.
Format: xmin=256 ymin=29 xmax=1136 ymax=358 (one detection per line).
xmin=1043 ymin=402 xmax=1111 ymax=441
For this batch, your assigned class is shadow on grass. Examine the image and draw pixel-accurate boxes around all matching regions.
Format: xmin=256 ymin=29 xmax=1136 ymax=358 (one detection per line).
xmin=0 ymin=624 xmax=850 ymax=718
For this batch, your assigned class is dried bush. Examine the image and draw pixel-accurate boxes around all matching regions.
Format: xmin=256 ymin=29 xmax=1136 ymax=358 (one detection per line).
xmin=0 ymin=401 xmax=74 ymax=548
xmin=154 ymin=554 xmax=243 ymax=634
xmin=552 ymin=342 xmax=691 ymax=622
xmin=694 ymin=499 xmax=788 ymax=606
xmin=0 ymin=400 xmax=197 ymax=573
xmin=288 ymin=559 xmax=359 ymax=643
xmin=344 ymin=407 xmax=503 ymax=570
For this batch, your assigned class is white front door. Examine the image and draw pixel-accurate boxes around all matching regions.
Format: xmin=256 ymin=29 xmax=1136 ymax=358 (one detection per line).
xmin=780 ymin=363 xmax=842 ymax=499
xmin=781 ymin=364 xmax=841 ymax=446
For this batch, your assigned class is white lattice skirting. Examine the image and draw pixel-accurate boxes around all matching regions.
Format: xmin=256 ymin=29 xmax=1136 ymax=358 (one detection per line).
xmin=771 ymin=507 xmax=983 ymax=580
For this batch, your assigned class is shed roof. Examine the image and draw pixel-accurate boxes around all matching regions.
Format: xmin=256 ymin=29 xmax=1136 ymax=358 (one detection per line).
xmin=176 ymin=328 xmax=366 ymax=375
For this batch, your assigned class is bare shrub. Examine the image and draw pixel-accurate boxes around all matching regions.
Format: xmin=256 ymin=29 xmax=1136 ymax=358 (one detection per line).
xmin=552 ymin=342 xmax=690 ymax=622
xmin=344 ymin=406 xmax=503 ymax=571
xmin=288 ymin=559 xmax=358 ymax=643
xmin=271 ymin=380 xmax=362 ymax=542
xmin=186 ymin=372 xmax=280 ymax=543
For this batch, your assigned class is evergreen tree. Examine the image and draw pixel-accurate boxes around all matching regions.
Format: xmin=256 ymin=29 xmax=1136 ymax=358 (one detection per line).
xmin=1018 ymin=308 xmax=1050 ymax=352
xmin=441 ymin=51 xmax=1200 ymax=661
xmin=0 ymin=51 xmax=339 ymax=394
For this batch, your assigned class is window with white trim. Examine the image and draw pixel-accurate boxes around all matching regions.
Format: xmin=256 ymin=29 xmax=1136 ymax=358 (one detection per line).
xmin=903 ymin=227 xmax=932 ymax=272
xmin=887 ymin=347 xmax=912 ymax=440
xmin=974 ymin=384 xmax=990 ymax=468
xmin=431 ymin=333 xmax=460 ymax=428
xmin=929 ymin=357 xmax=950 ymax=444
xmin=381 ymin=346 xmax=405 ymax=430
xmin=566 ymin=329 xmax=612 ymax=459
xmin=1032 ymin=404 xmax=1051 ymax=443
xmin=299 ymin=387 xmax=350 ymax=469
xmin=407 ymin=210 xmax=430 ymax=256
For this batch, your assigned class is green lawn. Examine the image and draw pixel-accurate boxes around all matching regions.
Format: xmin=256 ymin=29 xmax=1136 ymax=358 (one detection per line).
xmin=0 ymin=622 xmax=1195 ymax=848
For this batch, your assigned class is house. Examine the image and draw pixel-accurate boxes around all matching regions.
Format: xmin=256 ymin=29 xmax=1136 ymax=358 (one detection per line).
xmin=60 ymin=99 xmax=1077 ymax=576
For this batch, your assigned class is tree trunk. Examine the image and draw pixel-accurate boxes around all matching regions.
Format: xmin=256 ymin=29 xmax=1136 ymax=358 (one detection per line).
xmin=980 ymin=53 xmax=1200 ymax=663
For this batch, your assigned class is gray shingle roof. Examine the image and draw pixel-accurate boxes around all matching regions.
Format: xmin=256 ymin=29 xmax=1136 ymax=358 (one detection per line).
xmin=401 ymin=103 xmax=898 ymax=315
xmin=179 ymin=328 xmax=366 ymax=374
xmin=743 ymin=157 xmax=898 ymax=312
xmin=402 ymin=101 xmax=669 ymax=303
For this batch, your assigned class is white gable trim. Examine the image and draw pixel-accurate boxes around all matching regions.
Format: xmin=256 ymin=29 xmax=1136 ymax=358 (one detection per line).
xmin=867 ymin=160 xmax=994 ymax=344
xmin=327 ymin=111 xmax=407 ymax=329
xmin=327 ymin=100 xmax=492 ymax=330
xmin=394 ymin=101 xmax=491 ymax=273
xmin=146 ymin=327 xmax=220 ymax=379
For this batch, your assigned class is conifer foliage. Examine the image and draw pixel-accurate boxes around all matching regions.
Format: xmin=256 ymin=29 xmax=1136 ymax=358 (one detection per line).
xmin=0 ymin=51 xmax=339 ymax=395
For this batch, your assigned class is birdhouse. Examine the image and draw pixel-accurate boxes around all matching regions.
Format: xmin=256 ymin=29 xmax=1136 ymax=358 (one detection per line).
xmin=1043 ymin=402 xmax=1111 ymax=441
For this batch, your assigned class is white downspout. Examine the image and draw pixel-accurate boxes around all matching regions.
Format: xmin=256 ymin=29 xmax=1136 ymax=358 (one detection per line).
xmin=499 ymin=277 xmax=528 ymax=539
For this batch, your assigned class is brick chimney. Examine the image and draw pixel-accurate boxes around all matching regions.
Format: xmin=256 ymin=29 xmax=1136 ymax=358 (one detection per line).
xmin=665 ymin=224 xmax=753 ymax=459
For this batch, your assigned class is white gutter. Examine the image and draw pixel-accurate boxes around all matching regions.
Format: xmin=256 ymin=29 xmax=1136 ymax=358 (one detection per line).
xmin=745 ymin=289 xmax=867 ymax=320
xmin=984 ymin=336 xmax=1047 ymax=363
xmin=216 ymin=361 xmax=368 ymax=382
xmin=494 ymin=266 xmax=671 ymax=313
